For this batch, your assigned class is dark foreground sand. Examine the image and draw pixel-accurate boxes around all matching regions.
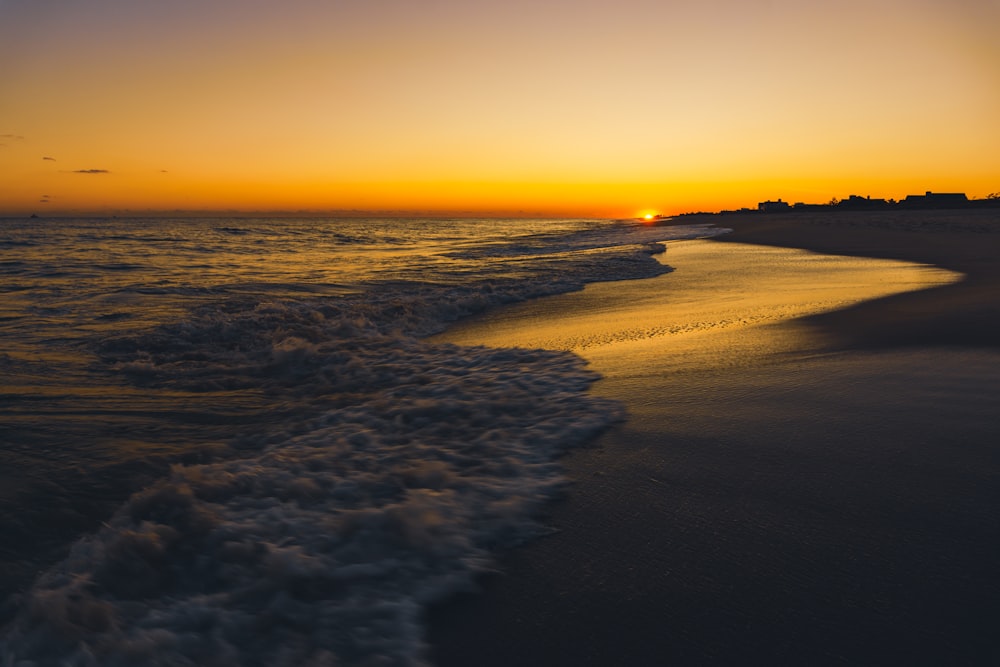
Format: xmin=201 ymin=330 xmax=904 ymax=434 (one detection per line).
xmin=428 ymin=210 xmax=1000 ymax=666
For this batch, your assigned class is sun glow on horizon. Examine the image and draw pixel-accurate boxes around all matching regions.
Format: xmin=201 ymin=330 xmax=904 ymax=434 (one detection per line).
xmin=1 ymin=0 xmax=997 ymax=216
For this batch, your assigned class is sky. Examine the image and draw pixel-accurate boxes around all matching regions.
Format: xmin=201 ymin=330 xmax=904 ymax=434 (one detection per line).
xmin=1 ymin=0 xmax=998 ymax=217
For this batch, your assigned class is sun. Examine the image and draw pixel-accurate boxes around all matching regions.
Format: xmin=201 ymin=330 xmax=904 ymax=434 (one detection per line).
xmin=638 ymin=210 xmax=659 ymax=224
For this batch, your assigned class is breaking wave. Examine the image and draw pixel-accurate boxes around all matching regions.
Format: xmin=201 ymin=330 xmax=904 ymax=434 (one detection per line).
xmin=0 ymin=233 xmax=688 ymax=665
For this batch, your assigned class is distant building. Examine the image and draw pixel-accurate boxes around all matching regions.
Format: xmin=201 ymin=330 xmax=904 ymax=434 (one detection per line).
xmin=758 ymin=199 xmax=790 ymax=213
xmin=901 ymin=191 xmax=968 ymax=209
xmin=838 ymin=195 xmax=890 ymax=210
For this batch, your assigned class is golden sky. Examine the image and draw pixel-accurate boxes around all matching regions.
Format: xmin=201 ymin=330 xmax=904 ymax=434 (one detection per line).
xmin=2 ymin=0 xmax=998 ymax=217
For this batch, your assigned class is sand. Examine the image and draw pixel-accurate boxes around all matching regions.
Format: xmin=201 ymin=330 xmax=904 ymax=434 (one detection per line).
xmin=427 ymin=210 xmax=1000 ymax=666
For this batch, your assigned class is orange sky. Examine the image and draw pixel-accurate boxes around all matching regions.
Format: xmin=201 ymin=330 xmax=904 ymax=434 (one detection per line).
xmin=2 ymin=0 xmax=998 ymax=217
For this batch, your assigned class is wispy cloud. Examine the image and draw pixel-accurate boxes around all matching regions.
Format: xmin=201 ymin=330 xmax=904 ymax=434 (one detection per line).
xmin=43 ymin=156 xmax=57 ymax=161
xmin=72 ymin=168 xmax=110 ymax=174
xmin=0 ymin=133 xmax=25 ymax=148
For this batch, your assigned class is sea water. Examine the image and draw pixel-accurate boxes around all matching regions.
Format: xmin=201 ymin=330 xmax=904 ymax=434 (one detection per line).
xmin=0 ymin=216 xmax=717 ymax=665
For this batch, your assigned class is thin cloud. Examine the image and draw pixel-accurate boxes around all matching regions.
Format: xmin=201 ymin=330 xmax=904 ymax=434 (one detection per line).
xmin=43 ymin=156 xmax=57 ymax=161
xmin=0 ymin=134 xmax=25 ymax=148
xmin=72 ymin=169 xmax=110 ymax=174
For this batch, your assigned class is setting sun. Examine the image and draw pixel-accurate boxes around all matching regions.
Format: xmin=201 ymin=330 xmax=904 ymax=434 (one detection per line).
xmin=2 ymin=0 xmax=1000 ymax=665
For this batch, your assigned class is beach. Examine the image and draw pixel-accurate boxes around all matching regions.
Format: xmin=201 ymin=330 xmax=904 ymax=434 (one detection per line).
xmin=428 ymin=210 xmax=1000 ymax=665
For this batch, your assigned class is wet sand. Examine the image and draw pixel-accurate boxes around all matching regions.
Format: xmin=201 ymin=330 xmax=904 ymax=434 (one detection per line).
xmin=711 ymin=209 xmax=1000 ymax=350
xmin=428 ymin=210 xmax=1000 ymax=666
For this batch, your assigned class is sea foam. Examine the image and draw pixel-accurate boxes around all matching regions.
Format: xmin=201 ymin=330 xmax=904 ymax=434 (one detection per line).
xmin=1 ymin=236 xmax=685 ymax=665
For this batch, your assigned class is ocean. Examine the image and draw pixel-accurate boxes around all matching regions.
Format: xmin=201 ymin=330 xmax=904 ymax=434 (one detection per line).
xmin=0 ymin=216 xmax=718 ymax=666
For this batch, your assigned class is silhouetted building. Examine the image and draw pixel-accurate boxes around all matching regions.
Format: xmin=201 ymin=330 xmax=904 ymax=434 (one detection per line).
xmin=838 ymin=195 xmax=890 ymax=210
xmin=758 ymin=199 xmax=790 ymax=213
xmin=901 ymin=191 xmax=968 ymax=209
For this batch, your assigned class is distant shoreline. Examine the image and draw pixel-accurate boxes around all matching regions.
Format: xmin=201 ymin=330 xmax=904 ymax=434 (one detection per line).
xmin=670 ymin=191 xmax=1000 ymax=218
xmin=676 ymin=209 xmax=1000 ymax=350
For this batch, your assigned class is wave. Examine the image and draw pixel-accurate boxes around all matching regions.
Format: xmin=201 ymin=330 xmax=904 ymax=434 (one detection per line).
xmin=0 ymin=239 xmax=677 ymax=665
xmin=2 ymin=344 xmax=618 ymax=666
xmin=446 ymin=221 xmax=721 ymax=260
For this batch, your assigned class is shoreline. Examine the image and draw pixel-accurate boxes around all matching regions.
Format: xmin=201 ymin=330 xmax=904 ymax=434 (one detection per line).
xmin=427 ymin=210 xmax=1000 ymax=665
xmin=690 ymin=209 xmax=1000 ymax=349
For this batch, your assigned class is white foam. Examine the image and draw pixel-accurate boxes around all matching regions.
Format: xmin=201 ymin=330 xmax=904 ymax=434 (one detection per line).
xmin=0 ymin=222 xmax=719 ymax=664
